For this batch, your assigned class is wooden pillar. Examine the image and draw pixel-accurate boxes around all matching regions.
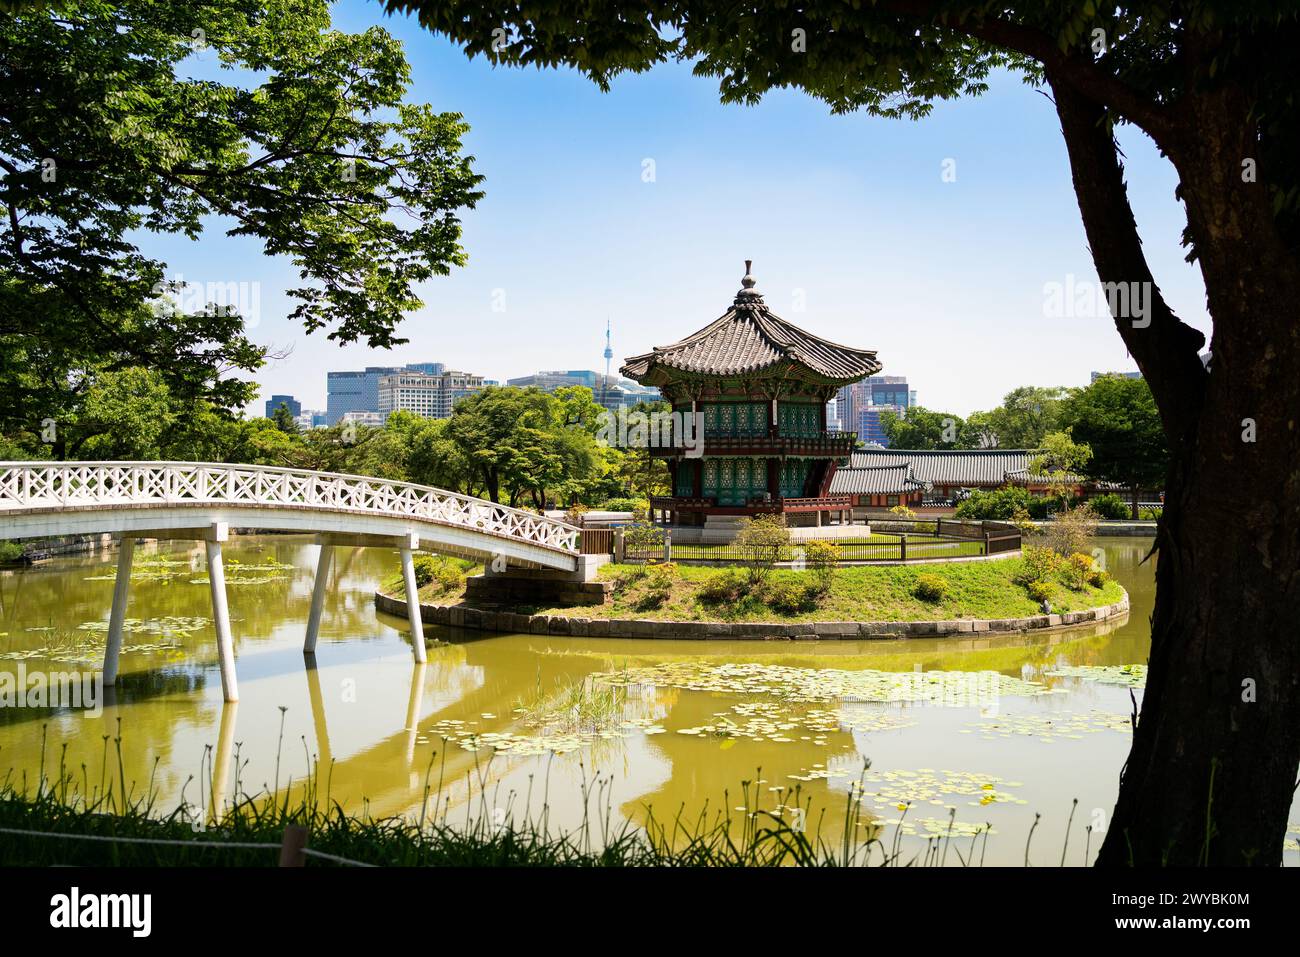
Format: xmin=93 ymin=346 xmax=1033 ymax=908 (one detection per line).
xmin=304 ymin=541 xmax=333 ymax=656
xmin=400 ymin=546 xmax=427 ymax=664
xmin=103 ymin=537 xmax=135 ymax=687
xmin=693 ymin=458 xmax=704 ymax=499
xmin=205 ymin=525 xmax=239 ymax=703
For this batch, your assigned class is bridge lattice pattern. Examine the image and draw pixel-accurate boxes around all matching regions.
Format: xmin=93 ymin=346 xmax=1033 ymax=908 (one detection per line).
xmin=0 ymin=462 xmax=579 ymax=553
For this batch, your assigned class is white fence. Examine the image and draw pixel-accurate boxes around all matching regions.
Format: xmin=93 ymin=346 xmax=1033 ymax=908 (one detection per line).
xmin=0 ymin=462 xmax=579 ymax=553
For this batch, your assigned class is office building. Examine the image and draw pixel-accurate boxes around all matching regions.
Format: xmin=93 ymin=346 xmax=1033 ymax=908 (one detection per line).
xmin=326 ymin=362 xmax=458 ymax=424
xmin=506 ymin=369 xmax=660 ymax=415
xmin=265 ymin=394 xmax=301 ymax=419
xmin=378 ymin=369 xmax=486 ymax=420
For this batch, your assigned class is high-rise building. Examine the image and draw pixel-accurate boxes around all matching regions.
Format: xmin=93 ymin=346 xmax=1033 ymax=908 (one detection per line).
xmin=378 ymin=369 xmax=486 ymax=420
xmin=1090 ymin=370 xmax=1143 ymax=382
xmin=265 ymin=394 xmax=301 ymax=419
xmin=506 ymin=369 xmax=659 ymax=416
xmin=339 ymin=410 xmax=383 ymax=427
xmin=326 ymin=363 xmax=454 ymax=424
xmin=835 ymin=374 xmax=911 ymax=448
xmin=858 ymin=408 xmax=895 ymax=446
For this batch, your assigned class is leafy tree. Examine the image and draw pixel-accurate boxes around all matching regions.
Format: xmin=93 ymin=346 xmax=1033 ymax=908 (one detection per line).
xmin=389 ymin=0 xmax=1300 ymax=866
xmin=606 ymin=399 xmax=671 ymax=500
xmin=955 ymin=485 xmax=1053 ymax=521
xmin=270 ymin=403 xmax=299 ymax=436
xmin=1058 ymin=375 xmax=1168 ymax=519
xmin=733 ymin=513 xmax=790 ymax=587
xmin=67 ymin=367 xmax=177 ymax=460
xmin=1027 ymin=429 xmax=1093 ymax=507
xmin=0 ymin=0 xmax=483 ymax=444
xmin=983 ymin=387 xmax=1067 ymax=448
xmin=879 ymin=406 xmax=972 ymax=449
xmin=403 ymin=415 xmax=479 ymax=495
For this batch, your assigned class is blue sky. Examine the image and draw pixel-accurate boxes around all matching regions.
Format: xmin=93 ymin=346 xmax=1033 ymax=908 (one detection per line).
xmin=140 ymin=1 xmax=1210 ymax=417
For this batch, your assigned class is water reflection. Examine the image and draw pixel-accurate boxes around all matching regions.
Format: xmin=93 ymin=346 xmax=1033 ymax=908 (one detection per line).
xmin=0 ymin=535 xmax=1293 ymax=865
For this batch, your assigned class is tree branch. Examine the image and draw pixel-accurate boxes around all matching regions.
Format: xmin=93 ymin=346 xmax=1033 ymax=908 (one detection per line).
xmin=1047 ymin=71 xmax=1207 ymax=441
xmin=881 ymin=3 xmax=1176 ymax=146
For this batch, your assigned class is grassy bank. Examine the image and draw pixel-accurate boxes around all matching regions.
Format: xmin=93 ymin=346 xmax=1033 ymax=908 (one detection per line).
xmin=539 ymin=557 xmax=1125 ymax=623
xmin=0 ymin=755 xmax=929 ymax=867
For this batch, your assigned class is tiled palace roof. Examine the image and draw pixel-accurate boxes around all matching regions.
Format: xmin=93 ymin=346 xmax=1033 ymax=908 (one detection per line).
xmin=621 ymin=263 xmax=880 ymax=384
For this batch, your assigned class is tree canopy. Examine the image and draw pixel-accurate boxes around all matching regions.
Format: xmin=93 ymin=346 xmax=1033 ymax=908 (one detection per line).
xmin=1058 ymin=374 xmax=1168 ymax=511
xmin=0 ymin=0 xmax=483 ymax=445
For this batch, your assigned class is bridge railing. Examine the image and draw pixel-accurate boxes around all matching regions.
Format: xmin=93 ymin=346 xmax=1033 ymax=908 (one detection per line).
xmin=0 ymin=462 xmax=580 ymax=553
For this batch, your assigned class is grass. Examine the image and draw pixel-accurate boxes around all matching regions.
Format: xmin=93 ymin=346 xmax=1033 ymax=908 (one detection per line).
xmin=0 ymin=725 xmax=990 ymax=867
xmin=537 ymin=557 xmax=1127 ymax=624
xmin=512 ymin=672 xmax=628 ymax=736
xmin=381 ymin=556 xmax=479 ymax=604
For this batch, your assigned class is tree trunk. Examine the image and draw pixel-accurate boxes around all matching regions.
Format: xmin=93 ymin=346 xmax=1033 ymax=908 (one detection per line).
xmin=1130 ymin=483 xmax=1139 ymax=522
xmin=1051 ymin=76 xmax=1300 ymax=865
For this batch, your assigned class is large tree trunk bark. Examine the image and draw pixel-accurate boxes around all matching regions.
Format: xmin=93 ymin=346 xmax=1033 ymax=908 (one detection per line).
xmin=1051 ymin=76 xmax=1300 ymax=865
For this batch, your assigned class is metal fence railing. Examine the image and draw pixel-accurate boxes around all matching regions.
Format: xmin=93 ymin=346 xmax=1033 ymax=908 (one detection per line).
xmin=617 ymin=519 xmax=1020 ymax=565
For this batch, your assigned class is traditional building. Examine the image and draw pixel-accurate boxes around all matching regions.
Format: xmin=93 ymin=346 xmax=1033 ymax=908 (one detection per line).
xmin=829 ymin=447 xmax=1133 ymax=512
xmin=621 ymin=262 xmax=880 ymax=527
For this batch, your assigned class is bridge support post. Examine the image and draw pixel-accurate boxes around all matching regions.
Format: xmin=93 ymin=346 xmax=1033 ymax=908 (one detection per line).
xmin=304 ymin=541 xmax=333 ymax=656
xmin=399 ymin=545 xmax=427 ymax=663
xmin=204 ymin=523 xmax=239 ymax=702
xmin=103 ymin=536 xmax=135 ymax=687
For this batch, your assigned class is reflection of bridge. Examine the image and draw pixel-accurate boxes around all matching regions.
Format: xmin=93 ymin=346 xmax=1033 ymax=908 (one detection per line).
xmin=0 ymin=462 xmax=580 ymax=701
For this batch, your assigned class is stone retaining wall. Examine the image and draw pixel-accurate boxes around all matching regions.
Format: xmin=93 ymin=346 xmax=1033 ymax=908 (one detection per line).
xmin=374 ymin=589 xmax=1130 ymax=641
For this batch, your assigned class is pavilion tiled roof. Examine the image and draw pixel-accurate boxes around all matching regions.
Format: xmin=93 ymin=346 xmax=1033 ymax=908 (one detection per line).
xmin=848 ymin=448 xmax=1035 ymax=487
xmin=621 ymin=263 xmax=880 ymax=384
xmin=829 ymin=464 xmax=928 ymax=496
xmin=840 ymin=448 xmax=1104 ymax=492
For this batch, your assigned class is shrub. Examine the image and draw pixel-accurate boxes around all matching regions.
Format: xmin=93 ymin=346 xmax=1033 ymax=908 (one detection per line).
xmin=597 ymin=497 xmax=649 ymax=514
xmin=409 ymin=555 xmax=468 ymax=595
xmin=432 ymin=560 xmax=466 ymax=593
xmin=734 ymin=514 xmax=791 ymax=586
xmin=801 ymin=540 xmax=841 ymax=596
xmin=1087 ymin=493 xmax=1130 ymax=520
xmin=1009 ymin=506 xmax=1037 ymax=537
xmin=763 ymin=578 xmax=816 ymax=614
xmin=623 ymin=522 xmax=665 ymax=556
xmin=610 ymin=564 xmax=647 ymax=594
xmin=696 ymin=570 xmax=746 ymax=605
xmin=1138 ymin=505 xmax=1163 ymax=521
xmin=411 ymin=554 xmax=438 ymax=587
xmin=1087 ymin=568 xmax=1110 ymax=589
xmin=1036 ymin=504 xmax=1099 ymax=557
xmin=1014 ymin=545 xmax=1060 ymax=585
xmin=913 ymin=573 xmax=949 ymax=603
xmin=1060 ymin=552 xmax=1096 ymax=590
xmin=1026 ymin=580 xmax=1054 ymax=604
xmin=955 ymin=485 xmax=1055 ymax=520
xmin=637 ymin=562 xmax=678 ymax=609
xmin=563 ymin=503 xmax=589 ymax=526
xmin=889 ymin=503 xmax=917 ymax=520
xmin=0 ymin=541 xmax=24 ymax=563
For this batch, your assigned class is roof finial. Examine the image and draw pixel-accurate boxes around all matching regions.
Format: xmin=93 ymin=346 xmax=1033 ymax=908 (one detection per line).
xmin=736 ymin=260 xmax=761 ymax=303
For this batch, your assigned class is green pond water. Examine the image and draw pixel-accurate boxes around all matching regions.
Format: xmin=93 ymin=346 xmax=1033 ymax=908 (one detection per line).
xmin=1 ymin=536 xmax=1296 ymax=865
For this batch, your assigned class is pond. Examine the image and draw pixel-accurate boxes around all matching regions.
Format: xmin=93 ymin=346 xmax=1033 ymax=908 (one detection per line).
xmin=0 ymin=536 xmax=1295 ymax=865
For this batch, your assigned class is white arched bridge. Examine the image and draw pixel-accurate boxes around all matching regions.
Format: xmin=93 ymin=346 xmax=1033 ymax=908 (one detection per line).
xmin=0 ymin=461 xmax=583 ymax=701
